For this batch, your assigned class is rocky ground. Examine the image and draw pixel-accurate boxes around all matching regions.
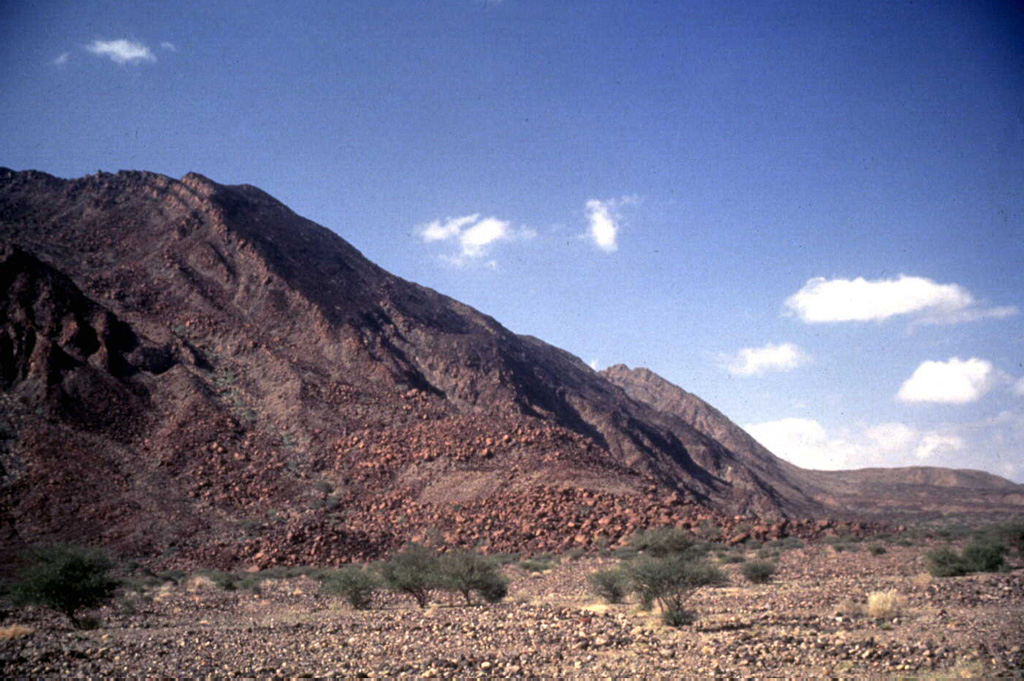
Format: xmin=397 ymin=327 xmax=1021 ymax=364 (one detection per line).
xmin=2 ymin=539 xmax=1022 ymax=678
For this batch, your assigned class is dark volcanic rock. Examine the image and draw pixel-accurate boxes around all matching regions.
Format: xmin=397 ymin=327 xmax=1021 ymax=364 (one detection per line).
xmin=0 ymin=168 xmax=1019 ymax=567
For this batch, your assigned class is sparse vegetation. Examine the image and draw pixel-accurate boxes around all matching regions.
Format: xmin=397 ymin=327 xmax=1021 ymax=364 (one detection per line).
xmin=10 ymin=545 xmax=120 ymax=628
xmin=866 ymin=589 xmax=905 ymax=620
xmin=320 ymin=564 xmax=381 ymax=610
xmin=626 ymin=553 xmax=727 ymax=627
xmin=925 ymin=537 xmax=1007 ymax=577
xmin=628 ymin=526 xmax=694 ymax=557
xmin=868 ymin=544 xmax=887 ymax=555
xmin=438 ymin=549 xmax=508 ymax=605
xmin=588 ymin=568 xmax=630 ymax=604
xmin=740 ymin=559 xmax=777 ymax=584
xmin=379 ymin=543 xmax=444 ymax=608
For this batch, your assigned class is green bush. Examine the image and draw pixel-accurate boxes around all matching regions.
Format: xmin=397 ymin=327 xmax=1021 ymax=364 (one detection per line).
xmin=438 ymin=550 xmax=508 ymax=605
xmin=320 ymin=564 xmax=381 ymax=610
xmin=868 ymin=545 xmax=887 ymax=556
xmin=925 ymin=547 xmax=970 ymax=577
xmin=740 ymin=560 xmax=777 ymax=584
xmin=629 ymin=526 xmax=694 ymax=557
xmin=961 ymin=539 xmax=1005 ymax=573
xmin=997 ymin=521 xmax=1024 ymax=555
xmin=626 ymin=554 xmax=726 ymax=626
xmin=11 ymin=545 xmax=120 ymax=627
xmin=564 ymin=547 xmax=586 ymax=561
xmin=379 ymin=543 xmax=444 ymax=608
xmin=925 ymin=539 xmax=1006 ymax=577
xmin=719 ymin=553 xmax=746 ymax=564
xmin=588 ymin=568 xmax=630 ymax=604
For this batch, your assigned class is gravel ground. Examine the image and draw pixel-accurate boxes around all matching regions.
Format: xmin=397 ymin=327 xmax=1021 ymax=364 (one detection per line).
xmin=2 ymin=542 xmax=1022 ymax=677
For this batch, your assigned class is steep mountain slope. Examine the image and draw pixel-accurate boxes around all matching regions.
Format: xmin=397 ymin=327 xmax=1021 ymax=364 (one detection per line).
xmin=601 ymin=364 xmax=1024 ymax=519
xmin=2 ymin=169 xmax=1017 ymax=567
xmin=0 ymin=168 xmax=834 ymax=567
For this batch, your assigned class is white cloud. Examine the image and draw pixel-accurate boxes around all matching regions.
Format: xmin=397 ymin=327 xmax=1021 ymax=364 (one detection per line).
xmin=745 ymin=418 xmax=965 ymax=471
xmin=785 ymin=275 xmax=1016 ymax=325
xmin=160 ymin=41 xmax=177 ymax=52
xmin=724 ymin=342 xmax=808 ymax=377
xmin=585 ymin=199 xmax=619 ymax=252
xmin=583 ymin=195 xmax=637 ymax=253
xmin=897 ymin=357 xmax=996 ymax=404
xmin=588 ymin=358 xmax=600 ymax=371
xmin=53 ymin=52 xmax=70 ymax=66
xmin=419 ymin=214 xmax=479 ymax=243
xmin=914 ymin=433 xmax=965 ymax=461
xmin=417 ymin=213 xmax=528 ymax=266
xmin=86 ymin=39 xmax=156 ymax=65
xmin=460 ymin=217 xmax=510 ymax=258
xmin=745 ymin=418 xmax=852 ymax=470
xmin=748 ymin=411 xmax=1024 ymax=482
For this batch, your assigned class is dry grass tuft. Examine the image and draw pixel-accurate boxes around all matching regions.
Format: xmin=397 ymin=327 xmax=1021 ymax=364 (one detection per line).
xmin=185 ymin=575 xmax=217 ymax=592
xmin=866 ymin=588 xmax=905 ymax=620
xmin=0 ymin=624 xmax=34 ymax=640
xmin=911 ymin=571 xmax=934 ymax=588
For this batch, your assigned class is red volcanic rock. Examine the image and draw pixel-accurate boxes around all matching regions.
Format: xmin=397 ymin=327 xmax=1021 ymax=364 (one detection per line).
xmin=0 ymin=168 xmax=1019 ymax=569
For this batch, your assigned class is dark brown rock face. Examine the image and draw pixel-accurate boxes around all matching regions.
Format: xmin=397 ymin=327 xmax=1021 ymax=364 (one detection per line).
xmin=0 ymin=168 xmax=1018 ymax=567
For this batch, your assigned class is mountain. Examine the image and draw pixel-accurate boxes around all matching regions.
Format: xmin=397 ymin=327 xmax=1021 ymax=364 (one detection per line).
xmin=0 ymin=169 xmax=1019 ymax=567
xmin=601 ymin=364 xmax=1024 ymax=520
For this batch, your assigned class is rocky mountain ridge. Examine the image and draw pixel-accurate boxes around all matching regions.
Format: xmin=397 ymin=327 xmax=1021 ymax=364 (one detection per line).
xmin=0 ymin=168 xmax=1019 ymax=567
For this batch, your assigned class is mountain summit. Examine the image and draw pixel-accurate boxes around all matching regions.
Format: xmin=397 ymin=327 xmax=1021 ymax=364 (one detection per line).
xmin=1 ymin=169 xmax=1019 ymax=567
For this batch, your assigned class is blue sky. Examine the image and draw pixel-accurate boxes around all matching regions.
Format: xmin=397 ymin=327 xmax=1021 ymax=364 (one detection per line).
xmin=3 ymin=0 xmax=1023 ymax=480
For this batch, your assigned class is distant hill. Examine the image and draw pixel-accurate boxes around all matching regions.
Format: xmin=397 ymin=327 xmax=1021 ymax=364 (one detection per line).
xmin=0 ymin=168 xmax=1019 ymax=567
xmin=601 ymin=363 xmax=1023 ymax=519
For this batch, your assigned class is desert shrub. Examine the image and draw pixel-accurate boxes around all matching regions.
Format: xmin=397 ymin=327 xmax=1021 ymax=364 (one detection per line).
xmin=697 ymin=520 xmax=723 ymax=542
xmin=661 ymin=605 xmax=696 ymax=627
xmin=320 ymin=564 xmax=381 ymax=610
xmin=719 ymin=553 xmax=746 ymax=564
xmin=866 ymin=589 xmax=905 ymax=620
xmin=756 ymin=547 xmax=780 ymax=560
xmin=610 ymin=547 xmax=640 ymax=560
xmin=779 ymin=536 xmax=804 ymax=550
xmin=961 ymin=538 xmax=1006 ymax=573
xmin=564 ymin=547 xmax=586 ymax=561
xmin=438 ymin=550 xmax=508 ymax=605
xmin=379 ymin=543 xmax=443 ymax=608
xmin=11 ymin=545 xmax=120 ymax=628
xmin=868 ymin=544 xmax=887 ymax=556
xmin=489 ymin=552 xmax=521 ymax=566
xmin=630 ymin=526 xmax=694 ymax=557
xmin=926 ymin=539 xmax=1006 ymax=577
xmin=991 ymin=520 xmax=1024 ymax=555
xmin=925 ymin=547 xmax=970 ymax=577
xmin=740 ymin=560 xmax=777 ymax=584
xmin=588 ymin=568 xmax=630 ymax=604
xmin=626 ymin=554 xmax=726 ymax=627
